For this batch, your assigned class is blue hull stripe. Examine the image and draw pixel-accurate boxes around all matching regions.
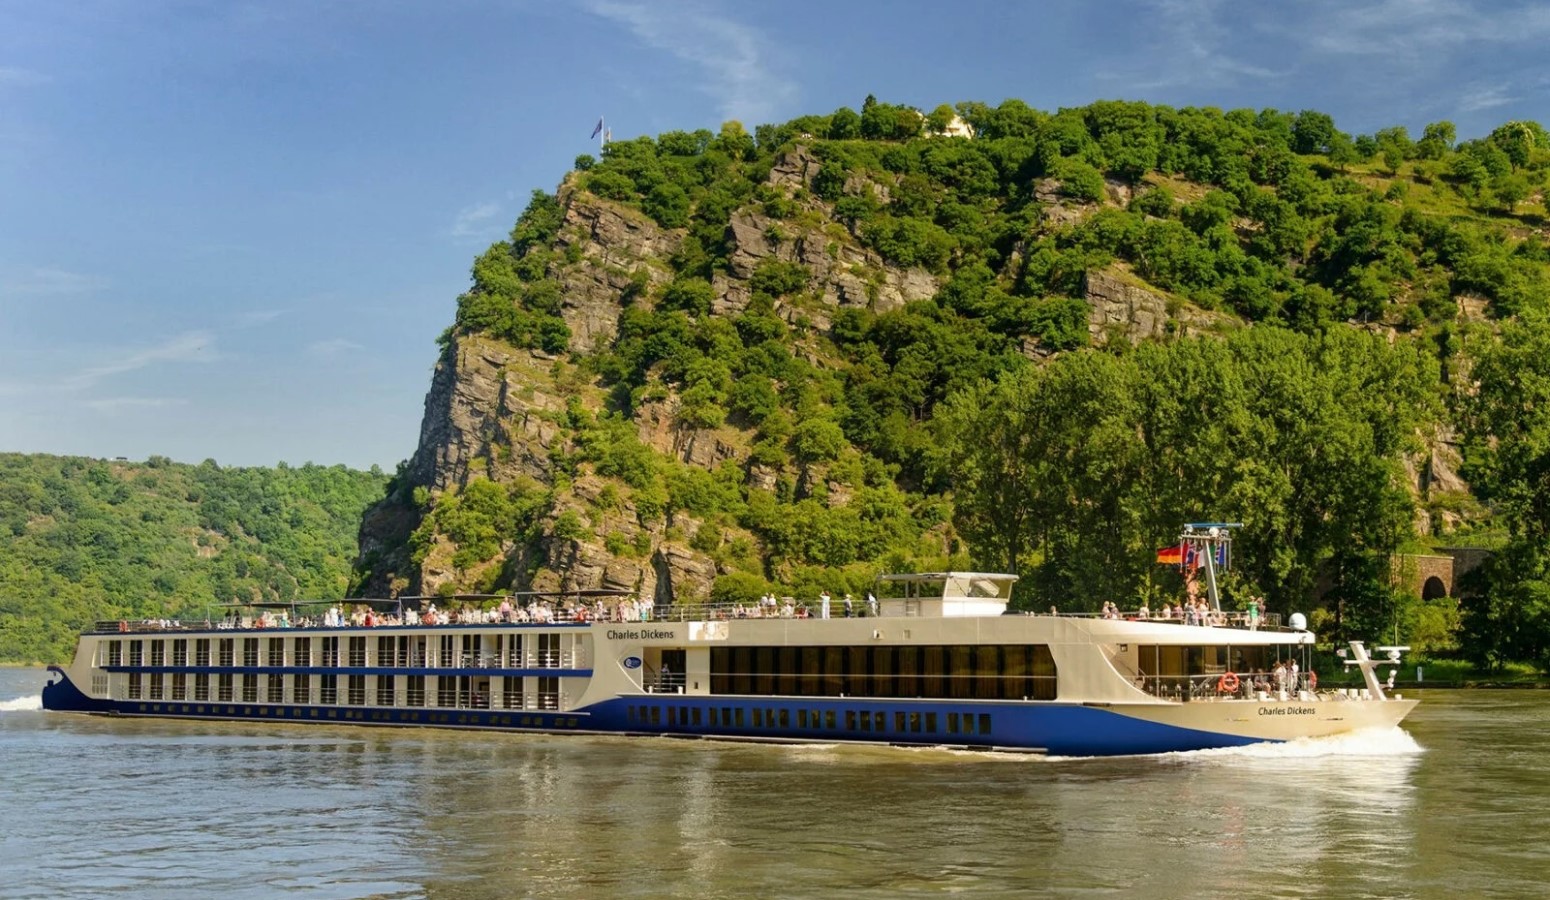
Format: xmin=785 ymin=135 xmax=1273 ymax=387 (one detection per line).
xmin=43 ymin=668 xmax=1270 ymax=757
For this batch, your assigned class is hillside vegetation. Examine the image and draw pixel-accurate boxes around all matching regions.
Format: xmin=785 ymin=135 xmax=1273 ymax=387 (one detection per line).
xmin=0 ymin=454 xmax=388 ymax=663
xmin=355 ymin=96 xmax=1550 ymax=670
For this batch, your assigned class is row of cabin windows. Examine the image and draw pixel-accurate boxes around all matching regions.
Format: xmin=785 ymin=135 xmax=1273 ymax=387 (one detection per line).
xmin=123 ymin=672 xmax=561 ymax=709
xmin=629 ymin=704 xmax=995 ymax=738
xmin=709 ymin=644 xmax=1058 ymax=701
xmin=102 ymin=634 xmax=570 ymax=669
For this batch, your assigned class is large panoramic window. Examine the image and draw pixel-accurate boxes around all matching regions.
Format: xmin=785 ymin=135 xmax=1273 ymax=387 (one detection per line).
xmin=710 ymin=644 xmax=1057 ymax=700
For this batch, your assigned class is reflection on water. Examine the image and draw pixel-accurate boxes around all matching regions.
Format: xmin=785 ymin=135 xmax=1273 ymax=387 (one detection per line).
xmin=3 ymin=669 xmax=1550 ymax=898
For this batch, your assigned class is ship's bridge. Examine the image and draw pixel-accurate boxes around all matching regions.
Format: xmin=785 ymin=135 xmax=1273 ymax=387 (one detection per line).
xmin=875 ymin=572 xmax=1016 ymax=618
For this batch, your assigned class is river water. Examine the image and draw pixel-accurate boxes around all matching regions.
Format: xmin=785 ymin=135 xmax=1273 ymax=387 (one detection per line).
xmin=0 ymin=667 xmax=1545 ymax=899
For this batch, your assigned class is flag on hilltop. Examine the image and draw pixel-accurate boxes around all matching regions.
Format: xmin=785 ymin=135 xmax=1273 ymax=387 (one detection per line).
xmin=590 ymin=117 xmax=604 ymax=140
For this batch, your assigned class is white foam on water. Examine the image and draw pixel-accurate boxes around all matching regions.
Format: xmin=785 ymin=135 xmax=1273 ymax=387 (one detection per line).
xmin=1153 ymin=726 xmax=1424 ymax=763
xmin=0 ymin=695 xmax=43 ymax=712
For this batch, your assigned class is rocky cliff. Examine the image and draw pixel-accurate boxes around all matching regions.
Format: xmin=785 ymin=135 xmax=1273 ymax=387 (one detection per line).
xmin=352 ymin=131 xmax=1458 ymax=604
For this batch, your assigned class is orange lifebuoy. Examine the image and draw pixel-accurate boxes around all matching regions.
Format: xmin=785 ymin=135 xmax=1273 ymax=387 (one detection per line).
xmin=1307 ymin=671 xmax=1317 ymax=691
xmin=1218 ymin=671 xmax=1240 ymax=693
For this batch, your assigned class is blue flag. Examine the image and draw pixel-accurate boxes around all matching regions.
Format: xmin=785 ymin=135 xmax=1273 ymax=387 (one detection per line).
xmin=590 ymin=117 xmax=604 ymax=140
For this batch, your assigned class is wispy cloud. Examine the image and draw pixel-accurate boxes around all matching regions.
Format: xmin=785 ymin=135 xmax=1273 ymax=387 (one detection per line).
xmin=85 ymin=396 xmax=189 ymax=412
xmin=582 ymin=0 xmax=796 ymax=124
xmin=0 ymin=66 xmax=49 ymax=89
xmin=307 ymin=338 xmax=364 ymax=356
xmin=450 ymin=201 xmax=502 ymax=240
xmin=233 ymin=309 xmax=284 ymax=328
xmin=1307 ymin=0 xmax=1550 ymax=57
xmin=62 ymin=331 xmax=217 ymax=391
xmin=0 ymin=266 xmax=108 ymax=297
xmin=1101 ymin=0 xmax=1282 ymax=92
xmin=1459 ymin=83 xmax=1515 ymax=113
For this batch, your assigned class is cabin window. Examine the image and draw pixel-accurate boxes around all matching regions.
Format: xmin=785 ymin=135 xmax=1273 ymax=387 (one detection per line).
xmin=377 ymin=637 xmax=396 ymax=667
xmin=241 ymin=674 xmax=258 ymax=702
xmin=733 ymin=708 xmax=745 ymax=728
xmin=505 ymin=634 xmax=523 ymax=668
xmin=128 ymin=641 xmax=143 ymax=666
xmin=267 ymin=674 xmax=283 ymax=703
xmin=267 ymin=638 xmax=284 ymax=667
xmin=292 ymin=675 xmax=311 ymax=704
xmin=347 ymin=675 xmax=366 ymax=705
xmin=294 ymin=638 xmax=311 ymax=667
xmin=537 ymin=676 xmax=559 ymax=710
xmin=947 ymin=712 xmax=959 ymax=734
xmin=194 ymin=639 xmax=210 ymax=666
xmin=218 ymin=639 xmax=234 ymax=667
xmin=217 ymin=673 xmax=233 ymax=702
xmin=242 ymin=639 xmax=259 ymax=667
xmin=172 ymin=639 xmax=188 ymax=666
xmin=194 ymin=673 xmax=210 ymax=701
xmin=348 ymin=637 xmax=366 ymax=668
xmin=171 ymin=673 xmax=187 ymax=701
xmin=438 ymin=635 xmax=456 ymax=668
xmin=436 ymin=676 xmax=456 ymax=707
xmin=150 ymin=641 xmax=165 ymax=667
xmin=319 ymin=674 xmax=338 ymax=705
xmin=537 ymin=634 xmax=561 ymax=668
xmin=321 ymin=637 xmax=339 ymax=667
xmin=707 ymin=643 xmax=1059 ymax=701
xmin=825 ymin=710 xmax=836 ymax=729
xmin=406 ymin=675 xmax=426 ymax=707
xmin=978 ymin=714 xmax=992 ymax=735
xmin=909 ymin=712 xmax=922 ymax=733
xmin=501 ymin=677 xmax=522 ymax=710
xmin=894 ymin=711 xmax=906 ymax=733
xmin=377 ymin=676 xmax=396 ymax=707
xmin=149 ymin=672 xmax=164 ymax=700
xmin=128 ymin=672 xmax=142 ymax=699
xmin=105 ymin=641 xmax=122 ymax=667
xmin=692 ymin=707 xmax=702 ymax=727
xmin=926 ymin=712 xmax=938 ymax=733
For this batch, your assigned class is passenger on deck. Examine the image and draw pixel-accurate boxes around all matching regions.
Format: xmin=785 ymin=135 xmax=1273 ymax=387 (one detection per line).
xmin=867 ymin=591 xmax=878 ymax=617
xmin=843 ymin=593 xmax=853 ymax=617
xmin=1137 ymin=602 xmax=1150 ymax=620
xmin=820 ymin=591 xmax=831 ymax=619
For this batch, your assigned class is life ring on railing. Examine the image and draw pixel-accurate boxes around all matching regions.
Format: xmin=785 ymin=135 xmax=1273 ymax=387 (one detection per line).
xmin=1307 ymin=671 xmax=1317 ymax=691
xmin=1218 ymin=671 xmax=1240 ymax=694
xmin=118 ymin=620 xmax=128 ymax=633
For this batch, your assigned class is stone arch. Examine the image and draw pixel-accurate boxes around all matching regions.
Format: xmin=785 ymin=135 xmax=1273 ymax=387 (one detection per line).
xmin=1421 ymin=575 xmax=1449 ymax=601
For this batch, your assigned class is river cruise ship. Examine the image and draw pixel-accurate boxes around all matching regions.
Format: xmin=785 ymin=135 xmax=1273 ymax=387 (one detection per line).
xmin=42 ymin=571 xmax=1416 ymax=757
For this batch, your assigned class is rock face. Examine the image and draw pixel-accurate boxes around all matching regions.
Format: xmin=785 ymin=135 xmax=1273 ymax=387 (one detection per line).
xmin=354 ymin=148 xmax=1240 ymax=603
xmin=1084 ymin=267 xmax=1226 ymax=346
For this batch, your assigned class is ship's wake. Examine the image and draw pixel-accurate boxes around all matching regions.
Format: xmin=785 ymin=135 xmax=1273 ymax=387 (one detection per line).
xmin=0 ymin=695 xmax=43 ymax=712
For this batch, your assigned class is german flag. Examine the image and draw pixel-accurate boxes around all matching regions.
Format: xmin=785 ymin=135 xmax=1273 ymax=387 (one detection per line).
xmin=1155 ymin=545 xmax=1184 ymax=565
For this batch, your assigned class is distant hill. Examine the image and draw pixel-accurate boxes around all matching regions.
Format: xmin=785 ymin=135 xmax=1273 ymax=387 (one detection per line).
xmin=0 ymin=454 xmax=388 ymax=663
xmin=353 ymin=97 xmax=1550 ymax=666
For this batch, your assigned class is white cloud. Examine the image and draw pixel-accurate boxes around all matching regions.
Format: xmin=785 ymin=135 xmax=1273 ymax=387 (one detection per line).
xmin=583 ymin=0 xmax=796 ymax=124
xmin=450 ymin=201 xmax=502 ymax=239
xmin=307 ymin=338 xmax=364 ymax=356
xmin=0 ymin=266 xmax=108 ymax=297
xmin=62 ymin=331 xmax=218 ymax=391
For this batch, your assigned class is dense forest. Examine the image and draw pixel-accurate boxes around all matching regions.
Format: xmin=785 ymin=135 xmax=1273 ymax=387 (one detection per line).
xmin=385 ymin=96 xmax=1550 ymax=672
xmin=0 ymin=454 xmax=387 ymax=663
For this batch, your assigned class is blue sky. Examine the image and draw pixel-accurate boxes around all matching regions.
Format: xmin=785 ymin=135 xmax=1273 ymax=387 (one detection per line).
xmin=3 ymin=0 xmax=1547 ymax=470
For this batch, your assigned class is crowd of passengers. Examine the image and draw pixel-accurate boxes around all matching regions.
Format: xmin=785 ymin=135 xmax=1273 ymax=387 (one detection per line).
xmin=219 ymin=595 xmax=661 ymax=630
xmin=1095 ymin=596 xmax=1263 ymax=629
